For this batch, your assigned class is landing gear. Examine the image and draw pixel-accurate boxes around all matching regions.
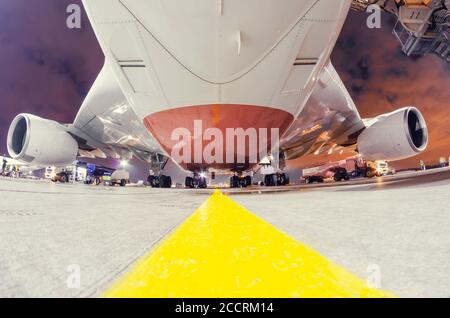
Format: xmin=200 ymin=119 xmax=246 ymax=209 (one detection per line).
xmin=230 ymin=175 xmax=252 ymax=188
xmin=185 ymin=174 xmax=207 ymax=189
xmin=146 ymin=154 xmax=172 ymax=188
xmin=147 ymin=175 xmax=172 ymax=188
xmin=148 ymin=175 xmax=160 ymax=188
xmin=264 ymin=173 xmax=289 ymax=187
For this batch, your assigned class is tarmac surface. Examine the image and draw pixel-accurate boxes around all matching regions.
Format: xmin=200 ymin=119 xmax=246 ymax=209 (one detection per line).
xmin=0 ymin=168 xmax=449 ymax=298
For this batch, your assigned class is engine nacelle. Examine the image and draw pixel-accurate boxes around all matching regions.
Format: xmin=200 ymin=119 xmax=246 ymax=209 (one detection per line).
xmin=357 ymin=107 xmax=428 ymax=161
xmin=7 ymin=114 xmax=78 ymax=166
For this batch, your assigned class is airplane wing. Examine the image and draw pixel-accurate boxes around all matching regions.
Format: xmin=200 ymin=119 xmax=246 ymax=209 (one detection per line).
xmin=68 ymin=63 xmax=166 ymax=163
xmin=280 ymin=61 xmax=366 ymax=162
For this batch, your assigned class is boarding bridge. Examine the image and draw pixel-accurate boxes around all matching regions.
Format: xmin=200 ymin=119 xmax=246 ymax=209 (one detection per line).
xmin=352 ymin=0 xmax=450 ymax=62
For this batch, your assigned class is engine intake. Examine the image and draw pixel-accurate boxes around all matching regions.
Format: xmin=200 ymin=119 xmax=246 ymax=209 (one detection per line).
xmin=357 ymin=107 xmax=428 ymax=161
xmin=7 ymin=114 xmax=79 ymax=166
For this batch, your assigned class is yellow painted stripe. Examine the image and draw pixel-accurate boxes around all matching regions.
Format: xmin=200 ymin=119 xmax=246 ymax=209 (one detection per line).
xmin=104 ymin=190 xmax=393 ymax=298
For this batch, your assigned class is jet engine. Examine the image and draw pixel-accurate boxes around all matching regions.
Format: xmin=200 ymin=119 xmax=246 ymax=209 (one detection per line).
xmin=7 ymin=114 xmax=78 ymax=166
xmin=357 ymin=107 xmax=428 ymax=161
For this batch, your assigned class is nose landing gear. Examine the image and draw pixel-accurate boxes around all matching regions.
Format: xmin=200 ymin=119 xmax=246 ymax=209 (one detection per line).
xmin=230 ymin=175 xmax=252 ymax=188
xmin=185 ymin=173 xmax=208 ymax=189
xmin=148 ymin=175 xmax=172 ymax=188
xmin=264 ymin=172 xmax=289 ymax=187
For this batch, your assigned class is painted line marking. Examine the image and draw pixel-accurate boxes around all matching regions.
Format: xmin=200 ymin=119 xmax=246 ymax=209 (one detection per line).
xmin=104 ymin=190 xmax=393 ymax=298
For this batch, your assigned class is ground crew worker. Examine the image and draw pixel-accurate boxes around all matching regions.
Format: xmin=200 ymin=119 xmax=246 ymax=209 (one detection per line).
xmin=2 ymin=158 xmax=7 ymax=175
xmin=419 ymin=160 xmax=426 ymax=171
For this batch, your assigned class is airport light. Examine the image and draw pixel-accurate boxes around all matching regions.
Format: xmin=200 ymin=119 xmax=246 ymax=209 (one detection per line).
xmin=120 ymin=160 xmax=128 ymax=168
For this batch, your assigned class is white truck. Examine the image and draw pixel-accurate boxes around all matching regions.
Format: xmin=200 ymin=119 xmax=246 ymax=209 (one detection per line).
xmin=110 ymin=170 xmax=130 ymax=187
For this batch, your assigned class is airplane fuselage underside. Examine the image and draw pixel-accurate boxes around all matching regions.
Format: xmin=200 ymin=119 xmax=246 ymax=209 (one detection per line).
xmin=82 ymin=0 xmax=353 ymax=172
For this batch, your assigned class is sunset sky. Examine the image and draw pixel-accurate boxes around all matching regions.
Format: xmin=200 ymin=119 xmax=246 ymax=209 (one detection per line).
xmin=0 ymin=1 xmax=449 ymax=178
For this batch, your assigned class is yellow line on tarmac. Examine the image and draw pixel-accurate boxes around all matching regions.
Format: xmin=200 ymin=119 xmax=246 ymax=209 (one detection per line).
xmin=104 ymin=190 xmax=393 ymax=298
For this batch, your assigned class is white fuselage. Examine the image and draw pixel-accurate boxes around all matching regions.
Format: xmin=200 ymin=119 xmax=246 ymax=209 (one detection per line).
xmin=82 ymin=0 xmax=352 ymax=171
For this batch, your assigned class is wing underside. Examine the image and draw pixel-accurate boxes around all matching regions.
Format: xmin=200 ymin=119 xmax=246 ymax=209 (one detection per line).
xmin=70 ymin=64 xmax=165 ymax=162
xmin=280 ymin=61 xmax=365 ymax=164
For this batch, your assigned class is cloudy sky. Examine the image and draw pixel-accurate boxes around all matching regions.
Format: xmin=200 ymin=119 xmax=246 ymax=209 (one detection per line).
xmin=0 ymin=1 xmax=449 ymax=179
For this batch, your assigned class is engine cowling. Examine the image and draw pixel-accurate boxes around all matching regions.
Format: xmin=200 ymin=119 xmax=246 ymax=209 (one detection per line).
xmin=7 ymin=114 xmax=78 ymax=166
xmin=357 ymin=107 xmax=428 ymax=161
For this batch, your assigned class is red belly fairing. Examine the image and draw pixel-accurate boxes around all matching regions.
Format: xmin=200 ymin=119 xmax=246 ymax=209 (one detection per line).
xmin=143 ymin=104 xmax=294 ymax=172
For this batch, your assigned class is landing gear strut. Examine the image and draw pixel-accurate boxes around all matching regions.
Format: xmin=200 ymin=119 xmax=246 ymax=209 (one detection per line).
xmin=147 ymin=154 xmax=172 ymax=188
xmin=148 ymin=175 xmax=172 ymax=188
xmin=185 ymin=173 xmax=207 ymax=189
xmin=264 ymin=172 xmax=289 ymax=187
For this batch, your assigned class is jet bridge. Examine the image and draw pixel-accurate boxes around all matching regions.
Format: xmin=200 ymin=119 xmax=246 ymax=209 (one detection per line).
xmin=352 ymin=0 xmax=450 ymax=62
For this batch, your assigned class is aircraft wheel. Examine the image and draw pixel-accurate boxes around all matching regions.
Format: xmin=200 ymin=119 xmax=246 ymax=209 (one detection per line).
xmin=278 ymin=173 xmax=289 ymax=186
xmin=198 ymin=177 xmax=207 ymax=189
xmin=264 ymin=174 xmax=276 ymax=187
xmin=160 ymin=175 xmax=172 ymax=188
xmin=185 ymin=176 xmax=194 ymax=188
xmin=148 ymin=175 xmax=160 ymax=188
xmin=244 ymin=176 xmax=252 ymax=188
xmin=230 ymin=176 xmax=240 ymax=188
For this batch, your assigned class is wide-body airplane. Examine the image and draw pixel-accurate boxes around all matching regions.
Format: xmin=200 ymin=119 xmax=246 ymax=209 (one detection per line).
xmin=8 ymin=0 xmax=444 ymax=188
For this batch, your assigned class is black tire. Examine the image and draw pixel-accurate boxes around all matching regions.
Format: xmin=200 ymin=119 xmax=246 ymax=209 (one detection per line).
xmin=278 ymin=173 xmax=289 ymax=186
xmin=344 ymin=175 xmax=350 ymax=181
xmin=120 ymin=179 xmax=126 ymax=187
xmin=160 ymin=175 xmax=172 ymax=188
xmin=334 ymin=173 xmax=342 ymax=182
xmin=365 ymin=169 xmax=375 ymax=178
xmin=160 ymin=176 xmax=166 ymax=188
xmin=198 ymin=177 xmax=207 ymax=189
xmin=264 ymin=174 xmax=276 ymax=187
xmin=149 ymin=176 xmax=160 ymax=188
xmin=95 ymin=177 xmax=101 ymax=185
xmin=230 ymin=176 xmax=240 ymax=188
xmin=244 ymin=176 xmax=252 ymax=188
xmin=185 ymin=176 xmax=193 ymax=188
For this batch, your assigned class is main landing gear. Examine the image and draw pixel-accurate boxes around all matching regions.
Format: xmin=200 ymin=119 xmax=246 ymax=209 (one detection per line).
xmin=185 ymin=173 xmax=208 ymax=189
xmin=147 ymin=154 xmax=172 ymax=188
xmin=230 ymin=175 xmax=252 ymax=188
xmin=148 ymin=175 xmax=172 ymax=188
xmin=263 ymin=172 xmax=290 ymax=187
